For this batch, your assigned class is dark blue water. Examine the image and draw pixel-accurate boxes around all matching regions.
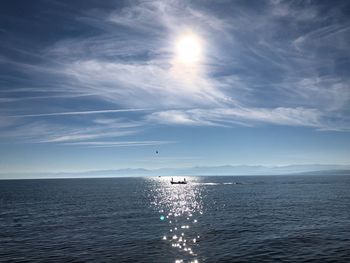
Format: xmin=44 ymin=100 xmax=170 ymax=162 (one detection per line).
xmin=1 ymin=175 xmax=350 ymax=262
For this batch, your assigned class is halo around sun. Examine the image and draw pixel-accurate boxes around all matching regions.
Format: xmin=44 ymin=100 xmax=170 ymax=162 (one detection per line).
xmin=175 ymin=33 xmax=202 ymax=64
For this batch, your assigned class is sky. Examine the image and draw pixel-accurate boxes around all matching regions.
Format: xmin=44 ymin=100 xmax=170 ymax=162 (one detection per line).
xmin=0 ymin=0 xmax=349 ymax=174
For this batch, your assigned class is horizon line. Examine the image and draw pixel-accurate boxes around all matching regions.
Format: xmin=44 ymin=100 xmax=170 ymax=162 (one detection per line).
xmin=1 ymin=163 xmax=350 ymax=176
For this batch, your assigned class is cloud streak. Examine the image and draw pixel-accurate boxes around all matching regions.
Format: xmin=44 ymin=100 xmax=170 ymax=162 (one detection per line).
xmin=148 ymin=106 xmax=328 ymax=129
xmin=8 ymin=108 xmax=149 ymax=118
xmin=62 ymin=140 xmax=176 ymax=148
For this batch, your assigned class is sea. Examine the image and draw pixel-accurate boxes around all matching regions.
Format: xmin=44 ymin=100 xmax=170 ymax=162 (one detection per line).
xmin=1 ymin=175 xmax=350 ymax=262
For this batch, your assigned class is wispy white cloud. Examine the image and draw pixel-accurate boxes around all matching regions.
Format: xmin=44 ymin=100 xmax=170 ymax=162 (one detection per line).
xmin=0 ymin=118 xmax=144 ymax=144
xmin=8 ymin=108 xmax=149 ymax=118
xmin=0 ymin=93 xmax=106 ymax=103
xmin=148 ymin=107 xmax=330 ymax=129
xmin=64 ymin=59 xmax=229 ymax=108
xmin=147 ymin=109 xmax=216 ymax=126
xmin=62 ymin=140 xmax=175 ymax=148
xmin=269 ymin=0 xmax=319 ymax=21
xmin=39 ymin=130 xmax=138 ymax=143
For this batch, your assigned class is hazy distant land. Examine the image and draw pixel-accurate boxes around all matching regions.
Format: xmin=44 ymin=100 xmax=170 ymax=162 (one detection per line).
xmin=2 ymin=164 xmax=350 ymax=179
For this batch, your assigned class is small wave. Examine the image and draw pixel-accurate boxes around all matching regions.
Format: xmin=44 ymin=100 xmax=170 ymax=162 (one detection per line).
xmin=193 ymin=182 xmax=239 ymax=186
xmin=193 ymin=182 xmax=220 ymax=186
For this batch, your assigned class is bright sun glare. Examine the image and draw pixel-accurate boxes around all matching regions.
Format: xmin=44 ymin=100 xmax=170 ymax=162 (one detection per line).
xmin=176 ymin=34 xmax=202 ymax=64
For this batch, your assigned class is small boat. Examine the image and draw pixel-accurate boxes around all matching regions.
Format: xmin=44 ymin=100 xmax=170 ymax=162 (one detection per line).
xmin=171 ymin=177 xmax=187 ymax=184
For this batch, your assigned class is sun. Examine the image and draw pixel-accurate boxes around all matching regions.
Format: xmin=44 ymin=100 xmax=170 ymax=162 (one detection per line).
xmin=175 ymin=33 xmax=202 ymax=64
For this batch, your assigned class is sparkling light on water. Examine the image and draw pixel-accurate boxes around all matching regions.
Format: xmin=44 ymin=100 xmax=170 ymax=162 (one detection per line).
xmin=147 ymin=176 xmax=203 ymax=262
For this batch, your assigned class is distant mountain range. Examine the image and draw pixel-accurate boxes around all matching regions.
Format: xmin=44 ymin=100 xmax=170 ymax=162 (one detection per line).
xmin=1 ymin=164 xmax=350 ymax=179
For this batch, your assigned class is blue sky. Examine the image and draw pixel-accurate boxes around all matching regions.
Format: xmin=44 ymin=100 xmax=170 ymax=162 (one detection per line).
xmin=0 ymin=0 xmax=349 ymax=173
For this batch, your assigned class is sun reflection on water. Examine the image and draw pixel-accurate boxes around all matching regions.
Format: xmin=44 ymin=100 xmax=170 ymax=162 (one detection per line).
xmin=148 ymin=176 xmax=203 ymax=263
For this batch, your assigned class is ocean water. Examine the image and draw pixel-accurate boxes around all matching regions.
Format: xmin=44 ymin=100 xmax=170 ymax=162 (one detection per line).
xmin=1 ymin=175 xmax=350 ymax=262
